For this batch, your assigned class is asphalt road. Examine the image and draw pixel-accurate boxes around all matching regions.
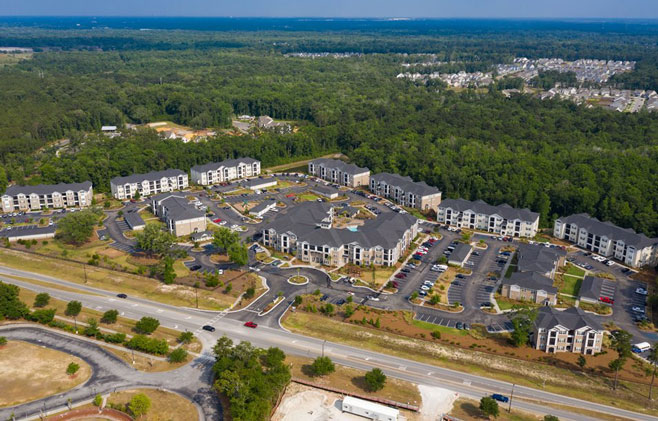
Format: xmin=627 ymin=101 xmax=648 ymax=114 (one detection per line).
xmin=1 ymin=266 xmax=656 ymax=421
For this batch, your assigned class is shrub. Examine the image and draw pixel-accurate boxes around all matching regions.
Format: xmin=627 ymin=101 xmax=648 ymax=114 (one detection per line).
xmin=244 ymin=286 xmax=256 ymax=299
xmin=431 ymin=331 xmax=441 ymax=339
xmin=93 ymin=394 xmax=103 ymax=407
xmin=29 ymin=308 xmax=56 ymax=324
xmin=479 ymin=397 xmax=499 ymax=418
xmin=84 ymin=318 xmax=100 ymax=337
xmin=0 ymin=336 xmax=7 ymax=346
xmin=129 ymin=393 xmax=151 ymax=418
xmin=310 ymin=356 xmax=335 ymax=376
xmin=178 ymin=331 xmax=194 ymax=344
xmin=169 ymin=347 xmax=188 ymax=363
xmin=126 ymin=335 xmax=169 ymax=355
xmin=66 ymin=362 xmax=80 ymax=376
xmin=104 ymin=332 xmax=126 ymax=343
xmin=33 ymin=293 xmax=51 ymax=308
xmin=101 ymin=309 xmax=119 ymax=324
xmin=134 ymin=316 xmax=160 ymax=334
xmin=364 ymin=368 xmax=386 ymax=391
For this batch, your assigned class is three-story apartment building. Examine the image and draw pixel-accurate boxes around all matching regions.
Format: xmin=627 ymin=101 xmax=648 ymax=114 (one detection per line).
xmin=437 ymin=198 xmax=539 ymax=238
xmin=369 ymin=173 xmax=442 ymax=211
xmin=2 ymin=181 xmax=93 ymax=212
xmin=308 ymin=159 xmax=370 ymax=188
xmin=110 ymin=169 xmax=188 ymax=200
xmin=532 ymin=307 xmax=604 ymax=354
xmin=190 ymin=158 xmax=261 ymax=186
xmin=553 ymin=213 xmax=658 ymax=268
xmin=261 ymin=201 xmax=418 ymax=267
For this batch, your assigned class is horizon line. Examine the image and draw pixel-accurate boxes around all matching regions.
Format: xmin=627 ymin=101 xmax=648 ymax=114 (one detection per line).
xmin=1 ymin=15 xmax=658 ymax=21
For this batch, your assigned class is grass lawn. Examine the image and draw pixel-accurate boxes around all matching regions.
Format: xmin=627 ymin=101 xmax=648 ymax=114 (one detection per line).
xmin=0 ymin=340 xmax=92 ymax=407
xmin=449 ymin=398 xmax=541 ymax=421
xmin=106 ymin=388 xmax=198 ymax=421
xmin=564 ymin=264 xmax=586 ymax=278
xmin=560 ymin=274 xmax=583 ymax=296
xmin=411 ymin=318 xmax=469 ymax=336
xmin=0 ymin=248 xmax=230 ymax=310
xmin=102 ymin=347 xmax=194 ymax=373
xmin=337 ymin=264 xmax=397 ymax=288
xmin=297 ymin=193 xmax=320 ymax=202
xmin=281 ymin=311 xmax=658 ymax=417
xmin=286 ymin=354 xmax=421 ymax=405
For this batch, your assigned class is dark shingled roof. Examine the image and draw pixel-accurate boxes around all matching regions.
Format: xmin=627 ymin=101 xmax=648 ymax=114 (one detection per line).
xmin=111 ymin=169 xmax=186 ymax=185
xmin=240 ymin=177 xmax=277 ymax=189
xmin=124 ymin=209 xmax=145 ymax=229
xmin=371 ymin=173 xmax=441 ymax=198
xmin=311 ymin=184 xmax=341 ymax=197
xmin=4 ymin=181 xmax=92 ymax=196
xmin=250 ymin=199 xmax=277 ymax=214
xmin=191 ymin=157 xmax=259 ymax=173
xmin=558 ymin=213 xmax=658 ymax=249
xmin=503 ymin=271 xmax=557 ymax=294
xmin=264 ymin=201 xmax=416 ymax=250
xmin=310 ymin=158 xmax=370 ymax=176
xmin=449 ymin=243 xmax=472 ymax=264
xmin=517 ymin=244 xmax=565 ymax=274
xmin=579 ymin=275 xmax=615 ymax=302
xmin=439 ymin=198 xmax=539 ymax=222
xmin=534 ymin=306 xmax=602 ymax=331
xmin=152 ymin=194 xmax=204 ymax=222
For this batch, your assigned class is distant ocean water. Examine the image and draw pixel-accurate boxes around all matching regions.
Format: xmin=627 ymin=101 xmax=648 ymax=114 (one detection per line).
xmin=0 ymin=16 xmax=657 ymax=34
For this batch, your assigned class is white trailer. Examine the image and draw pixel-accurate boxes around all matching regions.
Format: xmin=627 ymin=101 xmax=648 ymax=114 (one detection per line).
xmin=633 ymin=342 xmax=651 ymax=353
xmin=341 ymin=396 xmax=399 ymax=421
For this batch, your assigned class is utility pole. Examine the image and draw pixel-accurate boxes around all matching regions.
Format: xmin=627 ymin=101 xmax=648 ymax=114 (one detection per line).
xmin=322 ymin=340 xmax=326 ymax=357
xmin=83 ymin=264 xmax=88 ymax=284
xmin=508 ymin=383 xmax=515 ymax=413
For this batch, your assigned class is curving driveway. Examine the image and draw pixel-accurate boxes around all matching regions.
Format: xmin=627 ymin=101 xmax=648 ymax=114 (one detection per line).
xmin=0 ymin=325 xmax=221 ymax=421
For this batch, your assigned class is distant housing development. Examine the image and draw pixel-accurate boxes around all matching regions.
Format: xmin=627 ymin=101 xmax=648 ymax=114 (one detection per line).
xmin=531 ymin=307 xmax=604 ymax=354
xmin=110 ymin=169 xmax=188 ymax=200
xmin=369 ymin=173 xmax=442 ymax=211
xmin=1 ymin=181 xmax=93 ymax=212
xmin=308 ymin=158 xmax=370 ymax=188
xmin=261 ymin=201 xmax=418 ymax=267
xmin=150 ymin=193 xmax=207 ymax=237
xmin=553 ymin=213 xmax=658 ymax=268
xmin=190 ymin=158 xmax=261 ymax=186
xmin=437 ymin=198 xmax=539 ymax=238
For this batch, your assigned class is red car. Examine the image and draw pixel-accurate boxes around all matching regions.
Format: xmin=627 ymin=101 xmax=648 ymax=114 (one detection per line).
xmin=213 ymin=218 xmax=222 ymax=223
xmin=599 ymin=296 xmax=614 ymax=304
xmin=395 ymin=273 xmax=406 ymax=279
xmin=286 ymin=193 xmax=296 ymax=198
xmin=244 ymin=321 xmax=258 ymax=328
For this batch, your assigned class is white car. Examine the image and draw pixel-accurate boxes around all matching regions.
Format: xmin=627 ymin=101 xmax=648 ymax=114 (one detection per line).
xmin=219 ymin=221 xmax=227 ymax=226
xmin=420 ymin=285 xmax=430 ymax=291
xmin=632 ymin=306 xmax=645 ymax=314
xmin=606 ymin=260 xmax=614 ymax=266
xmin=636 ymin=288 xmax=648 ymax=296
xmin=367 ymin=296 xmax=380 ymax=301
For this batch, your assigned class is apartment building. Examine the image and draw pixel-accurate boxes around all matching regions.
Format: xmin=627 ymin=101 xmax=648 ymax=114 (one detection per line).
xmin=369 ymin=173 xmax=442 ymax=211
xmin=500 ymin=244 xmax=564 ymax=305
xmin=437 ymin=198 xmax=539 ymax=238
xmin=110 ymin=169 xmax=188 ymax=200
xmin=150 ymin=194 xmax=206 ymax=237
xmin=261 ymin=201 xmax=418 ymax=267
xmin=1 ymin=181 xmax=93 ymax=212
xmin=308 ymin=159 xmax=370 ymax=188
xmin=531 ymin=307 xmax=604 ymax=354
xmin=190 ymin=158 xmax=261 ymax=186
xmin=553 ymin=213 xmax=658 ymax=268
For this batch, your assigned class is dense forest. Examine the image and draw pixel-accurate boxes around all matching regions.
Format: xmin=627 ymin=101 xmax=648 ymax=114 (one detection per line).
xmin=0 ymin=22 xmax=658 ymax=236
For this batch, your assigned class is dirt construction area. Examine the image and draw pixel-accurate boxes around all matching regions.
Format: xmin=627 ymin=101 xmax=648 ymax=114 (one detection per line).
xmin=272 ymin=383 xmax=456 ymax=421
xmin=0 ymin=340 xmax=92 ymax=407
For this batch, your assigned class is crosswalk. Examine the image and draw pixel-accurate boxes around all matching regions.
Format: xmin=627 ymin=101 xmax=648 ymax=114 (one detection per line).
xmin=195 ymin=310 xmax=229 ymax=334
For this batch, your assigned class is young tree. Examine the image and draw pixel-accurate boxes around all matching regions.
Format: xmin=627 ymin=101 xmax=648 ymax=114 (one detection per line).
xmin=33 ymin=292 xmax=50 ymax=308
xmin=93 ymin=394 xmax=103 ymax=407
xmin=577 ymin=355 xmax=587 ymax=370
xmin=168 ymin=347 xmax=188 ymax=363
xmin=648 ymin=345 xmax=658 ymax=400
xmin=510 ymin=309 xmax=537 ymax=347
xmin=544 ymin=415 xmax=559 ymax=421
xmin=135 ymin=316 xmax=160 ymax=335
xmin=609 ymin=330 xmax=632 ymax=390
xmin=0 ymin=336 xmax=7 ymax=346
xmin=135 ymin=224 xmax=175 ymax=256
xmin=311 ymin=356 xmax=335 ymax=376
xmin=161 ymin=255 xmax=177 ymax=285
xmin=66 ymin=362 xmax=80 ymax=376
xmin=178 ymin=331 xmax=195 ymax=344
xmin=364 ymin=368 xmax=387 ymax=391
xmin=479 ymin=397 xmax=500 ymax=418
xmin=212 ymin=227 xmax=240 ymax=251
xmin=84 ymin=318 xmax=100 ymax=337
xmin=65 ymin=300 xmax=82 ymax=330
xmin=101 ymin=309 xmax=119 ymax=324
xmin=129 ymin=393 xmax=151 ymax=418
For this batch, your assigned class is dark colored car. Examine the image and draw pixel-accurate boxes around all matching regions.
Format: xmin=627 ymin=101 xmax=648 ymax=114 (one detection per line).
xmin=395 ymin=273 xmax=406 ymax=279
xmin=492 ymin=394 xmax=509 ymax=403
xmin=190 ymin=265 xmax=202 ymax=271
xmin=336 ymin=299 xmax=346 ymax=305
xmin=401 ymin=268 xmax=411 ymax=273
xmin=456 ymin=322 xmax=463 ymax=330
xmin=202 ymin=325 xmax=216 ymax=332
xmin=244 ymin=321 xmax=258 ymax=328
xmin=320 ymin=294 xmax=329 ymax=301
xmin=116 ymin=293 xmax=128 ymax=299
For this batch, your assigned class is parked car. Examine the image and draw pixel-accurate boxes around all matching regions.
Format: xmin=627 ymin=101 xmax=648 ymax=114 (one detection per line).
xmin=599 ymin=296 xmax=614 ymax=304
xmin=190 ymin=265 xmax=202 ymax=271
xmin=632 ymin=306 xmax=645 ymax=314
xmin=456 ymin=322 xmax=463 ymax=330
xmin=491 ymin=394 xmax=509 ymax=403
xmin=320 ymin=294 xmax=329 ymax=301
xmin=636 ymin=287 xmax=648 ymax=295
xmin=395 ymin=273 xmax=406 ymax=279
xmin=202 ymin=325 xmax=216 ymax=332
xmin=244 ymin=321 xmax=258 ymax=328
xmin=420 ymin=285 xmax=430 ymax=291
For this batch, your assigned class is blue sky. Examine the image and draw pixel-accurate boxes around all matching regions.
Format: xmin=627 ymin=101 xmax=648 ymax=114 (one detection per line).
xmin=2 ymin=0 xmax=657 ymax=19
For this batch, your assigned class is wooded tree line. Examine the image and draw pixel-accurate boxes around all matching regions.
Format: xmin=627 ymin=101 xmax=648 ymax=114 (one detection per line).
xmin=0 ymin=30 xmax=657 ymax=236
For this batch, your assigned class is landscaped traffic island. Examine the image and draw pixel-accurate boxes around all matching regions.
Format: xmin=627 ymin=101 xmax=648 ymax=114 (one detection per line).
xmin=288 ymin=275 xmax=309 ymax=285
